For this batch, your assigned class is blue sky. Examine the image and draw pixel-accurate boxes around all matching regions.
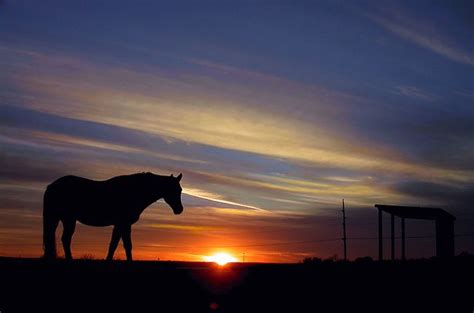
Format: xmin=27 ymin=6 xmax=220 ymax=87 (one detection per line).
xmin=0 ymin=0 xmax=473 ymax=261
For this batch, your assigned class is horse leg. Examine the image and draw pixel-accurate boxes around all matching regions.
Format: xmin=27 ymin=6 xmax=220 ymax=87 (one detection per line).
xmin=106 ymin=225 xmax=121 ymax=261
xmin=61 ymin=219 xmax=76 ymax=260
xmin=121 ymin=224 xmax=133 ymax=261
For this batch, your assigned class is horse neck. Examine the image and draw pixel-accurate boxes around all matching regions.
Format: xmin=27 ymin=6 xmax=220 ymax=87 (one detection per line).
xmin=134 ymin=175 xmax=168 ymax=209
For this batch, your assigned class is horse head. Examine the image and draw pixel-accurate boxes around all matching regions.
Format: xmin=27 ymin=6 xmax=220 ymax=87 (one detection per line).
xmin=164 ymin=173 xmax=184 ymax=215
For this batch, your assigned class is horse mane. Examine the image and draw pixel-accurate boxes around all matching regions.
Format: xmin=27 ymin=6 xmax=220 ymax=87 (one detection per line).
xmin=124 ymin=172 xmax=175 ymax=191
xmin=131 ymin=172 xmax=169 ymax=178
xmin=106 ymin=172 xmax=169 ymax=182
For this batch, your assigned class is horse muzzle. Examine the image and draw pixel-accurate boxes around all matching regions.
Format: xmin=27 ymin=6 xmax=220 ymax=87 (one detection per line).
xmin=173 ymin=206 xmax=184 ymax=215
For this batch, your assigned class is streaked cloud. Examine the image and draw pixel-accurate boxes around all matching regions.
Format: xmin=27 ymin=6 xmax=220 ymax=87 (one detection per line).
xmin=367 ymin=9 xmax=474 ymax=66
xmin=146 ymin=223 xmax=220 ymax=232
xmin=393 ymin=85 xmax=436 ymax=102
xmin=6 ymin=46 xmax=472 ymax=184
xmin=184 ymin=188 xmax=267 ymax=212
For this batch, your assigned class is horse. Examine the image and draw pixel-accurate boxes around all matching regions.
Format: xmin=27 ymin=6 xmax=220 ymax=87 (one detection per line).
xmin=43 ymin=172 xmax=183 ymax=261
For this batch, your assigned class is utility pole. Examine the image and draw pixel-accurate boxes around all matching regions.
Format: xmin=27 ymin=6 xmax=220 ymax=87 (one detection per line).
xmin=342 ymin=199 xmax=347 ymax=261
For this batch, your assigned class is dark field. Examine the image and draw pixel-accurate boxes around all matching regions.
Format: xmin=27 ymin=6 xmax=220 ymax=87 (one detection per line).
xmin=1 ymin=256 xmax=473 ymax=313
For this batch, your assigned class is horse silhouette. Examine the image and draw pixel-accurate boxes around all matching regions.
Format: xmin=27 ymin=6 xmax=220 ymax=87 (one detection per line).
xmin=43 ymin=172 xmax=183 ymax=261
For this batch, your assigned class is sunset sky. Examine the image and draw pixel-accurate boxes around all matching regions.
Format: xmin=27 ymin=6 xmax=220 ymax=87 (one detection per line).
xmin=1 ymin=0 xmax=473 ymax=262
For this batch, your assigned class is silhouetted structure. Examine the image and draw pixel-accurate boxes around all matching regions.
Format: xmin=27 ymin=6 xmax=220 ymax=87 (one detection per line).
xmin=43 ymin=172 xmax=184 ymax=261
xmin=342 ymin=199 xmax=347 ymax=261
xmin=375 ymin=204 xmax=455 ymax=260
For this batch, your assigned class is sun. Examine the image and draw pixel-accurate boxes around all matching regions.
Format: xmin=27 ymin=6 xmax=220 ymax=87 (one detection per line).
xmin=203 ymin=252 xmax=238 ymax=266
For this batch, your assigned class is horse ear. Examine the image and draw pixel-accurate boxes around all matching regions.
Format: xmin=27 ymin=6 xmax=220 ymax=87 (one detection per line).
xmin=170 ymin=174 xmax=174 ymax=178
xmin=177 ymin=173 xmax=182 ymax=181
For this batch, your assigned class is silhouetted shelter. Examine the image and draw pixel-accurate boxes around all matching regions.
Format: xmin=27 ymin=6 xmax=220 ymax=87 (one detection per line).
xmin=375 ymin=204 xmax=455 ymax=260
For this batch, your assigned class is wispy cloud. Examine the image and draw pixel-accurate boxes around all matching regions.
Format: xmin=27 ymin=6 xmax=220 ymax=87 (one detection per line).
xmin=393 ymin=85 xmax=436 ymax=102
xmin=6 ymin=46 xmax=471 ymax=183
xmin=184 ymin=187 xmax=267 ymax=212
xmin=146 ymin=223 xmax=220 ymax=232
xmin=367 ymin=12 xmax=474 ymax=66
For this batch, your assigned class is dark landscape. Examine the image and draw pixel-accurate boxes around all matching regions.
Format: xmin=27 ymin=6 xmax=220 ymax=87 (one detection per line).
xmin=1 ymin=256 xmax=473 ymax=313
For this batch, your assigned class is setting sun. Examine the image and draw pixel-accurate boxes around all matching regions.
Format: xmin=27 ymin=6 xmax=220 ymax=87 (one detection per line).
xmin=203 ymin=252 xmax=238 ymax=266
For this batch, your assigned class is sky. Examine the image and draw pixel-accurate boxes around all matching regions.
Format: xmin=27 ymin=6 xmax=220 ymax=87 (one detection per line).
xmin=0 ymin=0 xmax=473 ymax=262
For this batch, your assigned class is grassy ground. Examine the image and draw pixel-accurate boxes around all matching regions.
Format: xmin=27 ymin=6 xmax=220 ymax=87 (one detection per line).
xmin=0 ymin=256 xmax=473 ymax=312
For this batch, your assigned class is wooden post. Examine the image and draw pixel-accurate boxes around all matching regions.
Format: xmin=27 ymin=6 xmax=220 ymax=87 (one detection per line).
xmin=378 ymin=208 xmax=383 ymax=261
xmin=435 ymin=219 xmax=455 ymax=258
xmin=391 ymin=213 xmax=395 ymax=261
xmin=401 ymin=218 xmax=406 ymax=260
xmin=342 ymin=199 xmax=347 ymax=261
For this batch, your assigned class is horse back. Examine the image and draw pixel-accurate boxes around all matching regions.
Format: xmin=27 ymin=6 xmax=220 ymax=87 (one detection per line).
xmin=45 ymin=175 xmax=141 ymax=226
xmin=48 ymin=175 xmax=100 ymax=193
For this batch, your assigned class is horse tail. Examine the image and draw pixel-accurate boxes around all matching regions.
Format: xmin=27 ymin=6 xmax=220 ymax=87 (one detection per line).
xmin=43 ymin=185 xmax=59 ymax=259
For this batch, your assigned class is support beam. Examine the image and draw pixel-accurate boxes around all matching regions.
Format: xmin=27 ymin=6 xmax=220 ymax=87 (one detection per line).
xmin=435 ymin=219 xmax=455 ymax=258
xmin=401 ymin=218 xmax=406 ymax=260
xmin=378 ymin=208 xmax=383 ymax=261
xmin=391 ymin=213 xmax=395 ymax=260
xmin=375 ymin=204 xmax=455 ymax=260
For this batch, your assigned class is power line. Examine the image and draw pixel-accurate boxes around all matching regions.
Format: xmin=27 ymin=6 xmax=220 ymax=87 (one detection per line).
xmin=1 ymin=234 xmax=473 ymax=249
xmin=145 ymin=233 xmax=474 ymax=249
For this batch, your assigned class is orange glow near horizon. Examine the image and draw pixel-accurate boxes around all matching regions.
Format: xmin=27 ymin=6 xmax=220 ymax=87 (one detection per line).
xmin=203 ymin=252 xmax=238 ymax=266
